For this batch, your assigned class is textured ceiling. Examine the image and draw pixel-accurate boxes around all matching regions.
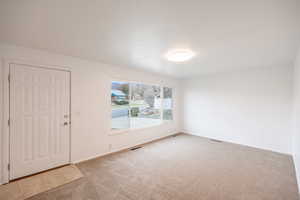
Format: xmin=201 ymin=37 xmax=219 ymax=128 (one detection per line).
xmin=0 ymin=0 xmax=299 ymax=78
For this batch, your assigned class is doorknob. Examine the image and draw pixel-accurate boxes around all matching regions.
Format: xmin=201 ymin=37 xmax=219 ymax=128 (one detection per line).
xmin=63 ymin=122 xmax=68 ymax=126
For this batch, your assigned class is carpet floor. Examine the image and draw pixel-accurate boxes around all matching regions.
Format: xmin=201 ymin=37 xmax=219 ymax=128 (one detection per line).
xmin=27 ymin=134 xmax=299 ymax=200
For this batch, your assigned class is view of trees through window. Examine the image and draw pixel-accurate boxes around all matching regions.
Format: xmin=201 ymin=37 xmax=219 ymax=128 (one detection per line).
xmin=111 ymin=81 xmax=173 ymax=130
xmin=163 ymin=87 xmax=173 ymax=120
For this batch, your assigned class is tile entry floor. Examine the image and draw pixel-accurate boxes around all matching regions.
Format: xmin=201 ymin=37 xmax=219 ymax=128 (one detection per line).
xmin=27 ymin=134 xmax=299 ymax=200
xmin=0 ymin=165 xmax=83 ymax=200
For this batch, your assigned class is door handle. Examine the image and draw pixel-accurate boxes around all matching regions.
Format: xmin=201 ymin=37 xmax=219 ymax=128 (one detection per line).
xmin=63 ymin=122 xmax=68 ymax=126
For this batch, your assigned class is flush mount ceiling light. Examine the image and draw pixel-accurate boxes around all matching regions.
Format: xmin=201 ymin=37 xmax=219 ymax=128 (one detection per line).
xmin=165 ymin=49 xmax=195 ymax=62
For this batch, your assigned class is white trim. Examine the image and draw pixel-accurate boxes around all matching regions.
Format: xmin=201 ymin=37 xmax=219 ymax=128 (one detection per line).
xmin=73 ymin=131 xmax=179 ymax=164
xmin=109 ymin=80 xmax=174 ymax=134
xmin=0 ymin=59 xmax=4 ymax=185
xmin=160 ymin=86 xmax=164 ymax=121
xmin=292 ymin=155 xmax=300 ymax=192
xmin=109 ymin=122 xmax=166 ymax=136
xmin=182 ymin=130 xmax=292 ymax=156
xmin=3 ymin=59 xmax=71 ymax=72
xmin=108 ymin=74 xmax=178 ymax=89
xmin=1 ymin=59 xmax=72 ymax=185
xmin=2 ymin=60 xmax=10 ymax=184
xmin=110 ymin=77 xmax=162 ymax=87
xmin=109 ymin=120 xmax=175 ymax=136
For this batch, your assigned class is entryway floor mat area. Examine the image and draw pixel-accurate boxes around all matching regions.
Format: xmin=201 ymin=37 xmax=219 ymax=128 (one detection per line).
xmin=0 ymin=164 xmax=83 ymax=200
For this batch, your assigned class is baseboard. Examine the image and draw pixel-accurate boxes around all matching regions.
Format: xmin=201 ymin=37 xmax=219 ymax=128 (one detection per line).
xmin=182 ymin=130 xmax=291 ymax=156
xmin=73 ymin=131 xmax=181 ymax=164
xmin=291 ymin=155 xmax=300 ymax=193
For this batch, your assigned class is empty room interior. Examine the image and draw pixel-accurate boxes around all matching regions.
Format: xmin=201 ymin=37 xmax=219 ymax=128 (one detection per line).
xmin=1 ymin=0 xmax=300 ymax=199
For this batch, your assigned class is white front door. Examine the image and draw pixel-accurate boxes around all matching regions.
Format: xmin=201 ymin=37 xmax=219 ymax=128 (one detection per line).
xmin=9 ymin=64 xmax=71 ymax=180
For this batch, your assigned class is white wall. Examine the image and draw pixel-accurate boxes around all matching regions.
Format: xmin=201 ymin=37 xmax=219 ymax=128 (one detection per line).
xmin=0 ymin=44 xmax=181 ymax=184
xmin=182 ymin=66 xmax=294 ymax=154
xmin=292 ymin=49 xmax=300 ymax=191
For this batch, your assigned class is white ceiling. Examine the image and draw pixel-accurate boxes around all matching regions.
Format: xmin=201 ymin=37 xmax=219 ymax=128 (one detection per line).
xmin=0 ymin=0 xmax=299 ymax=78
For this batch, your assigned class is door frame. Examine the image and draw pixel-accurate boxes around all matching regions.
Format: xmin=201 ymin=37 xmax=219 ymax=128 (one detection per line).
xmin=1 ymin=59 xmax=72 ymax=184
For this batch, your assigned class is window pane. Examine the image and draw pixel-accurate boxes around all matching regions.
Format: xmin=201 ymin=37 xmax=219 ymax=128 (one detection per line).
xmin=111 ymin=81 xmax=130 ymax=129
xmin=163 ymin=87 xmax=173 ymax=120
xmin=130 ymin=83 xmax=161 ymax=128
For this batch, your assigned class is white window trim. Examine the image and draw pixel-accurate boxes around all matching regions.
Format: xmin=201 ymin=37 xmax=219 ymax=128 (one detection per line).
xmin=109 ymin=122 xmax=165 ymax=136
xmin=162 ymin=86 xmax=174 ymax=121
xmin=110 ymin=82 xmax=174 ymax=135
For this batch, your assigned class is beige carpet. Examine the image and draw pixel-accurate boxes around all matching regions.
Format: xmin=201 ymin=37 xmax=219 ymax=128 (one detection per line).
xmin=0 ymin=164 xmax=83 ymax=200
xmin=27 ymin=134 xmax=299 ymax=200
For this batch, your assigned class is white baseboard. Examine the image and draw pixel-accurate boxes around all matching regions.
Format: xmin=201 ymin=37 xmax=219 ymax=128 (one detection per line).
xmin=0 ymin=132 xmax=179 ymax=186
xmin=292 ymin=155 xmax=300 ymax=192
xmin=182 ymin=130 xmax=291 ymax=155
xmin=73 ymin=131 xmax=179 ymax=164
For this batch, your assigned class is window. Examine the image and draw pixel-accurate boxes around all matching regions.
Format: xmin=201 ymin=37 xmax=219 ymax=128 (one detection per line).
xmin=163 ymin=87 xmax=173 ymax=120
xmin=111 ymin=81 xmax=173 ymax=131
xmin=111 ymin=81 xmax=130 ymax=129
xmin=130 ymin=83 xmax=161 ymax=129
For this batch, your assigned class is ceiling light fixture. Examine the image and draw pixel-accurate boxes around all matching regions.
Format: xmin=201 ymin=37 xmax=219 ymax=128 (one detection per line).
xmin=165 ymin=49 xmax=195 ymax=62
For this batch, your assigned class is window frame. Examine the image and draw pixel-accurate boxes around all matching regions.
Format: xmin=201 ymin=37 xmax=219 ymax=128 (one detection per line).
xmin=110 ymin=79 xmax=174 ymax=135
xmin=162 ymin=86 xmax=174 ymax=121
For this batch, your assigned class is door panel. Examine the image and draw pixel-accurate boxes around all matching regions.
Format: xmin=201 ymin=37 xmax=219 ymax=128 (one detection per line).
xmin=10 ymin=64 xmax=70 ymax=180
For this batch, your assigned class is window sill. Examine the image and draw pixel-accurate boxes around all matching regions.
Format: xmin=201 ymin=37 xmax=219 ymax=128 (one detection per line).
xmin=109 ymin=121 xmax=173 ymax=136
